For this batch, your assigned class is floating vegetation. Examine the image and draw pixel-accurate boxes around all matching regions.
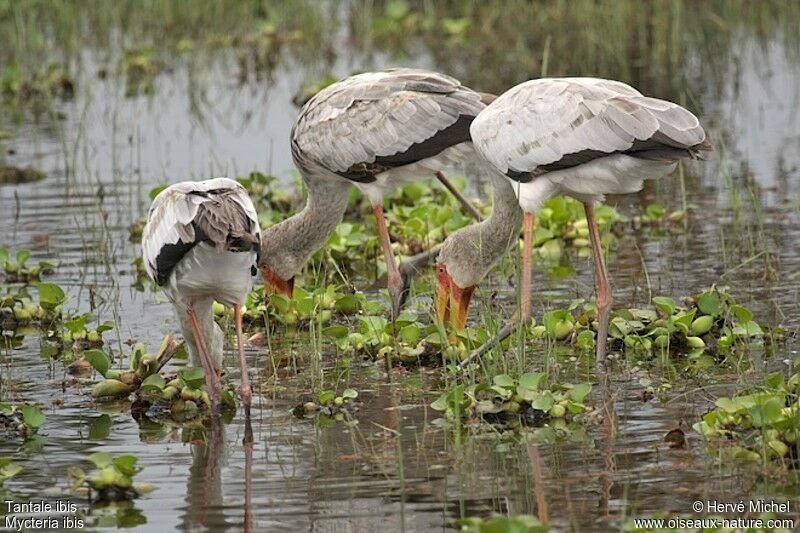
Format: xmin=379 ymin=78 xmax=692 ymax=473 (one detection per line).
xmin=457 ymin=514 xmax=548 ymax=532
xmin=71 ymin=452 xmax=154 ymax=502
xmin=89 ymin=336 xmax=182 ymax=400
xmin=694 ymin=370 xmax=800 ymax=466
xmin=117 ymin=48 xmax=166 ymax=97
xmin=0 ymin=61 xmax=74 ymax=102
xmin=0 ymin=457 xmax=23 ymax=487
xmin=521 ymin=287 xmax=768 ymax=362
xmin=0 ymin=165 xmax=46 ymax=184
xmin=294 ymin=388 xmax=359 ymax=424
xmin=0 ymin=403 xmax=46 ymax=439
xmin=133 ymin=368 xmax=237 ymax=423
xmin=431 ymin=373 xmax=591 ymax=428
xmin=0 ymin=282 xmax=65 ymax=328
xmin=0 ymin=247 xmax=57 ymax=283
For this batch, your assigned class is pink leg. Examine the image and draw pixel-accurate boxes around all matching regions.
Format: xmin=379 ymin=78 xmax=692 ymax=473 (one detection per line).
xmin=584 ymin=202 xmax=613 ymax=362
xmin=520 ymin=212 xmax=536 ymax=321
xmin=185 ymin=306 xmax=222 ymax=411
xmin=233 ymin=304 xmax=252 ymax=417
xmin=373 ymin=203 xmax=403 ymax=319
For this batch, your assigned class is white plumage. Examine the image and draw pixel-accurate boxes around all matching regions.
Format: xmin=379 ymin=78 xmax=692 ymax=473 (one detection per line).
xmin=264 ymin=68 xmax=490 ymax=319
xmin=471 ymin=77 xmax=708 ymax=213
xmin=436 ymin=77 xmax=711 ymax=364
xmin=141 ymin=177 xmax=261 ymax=412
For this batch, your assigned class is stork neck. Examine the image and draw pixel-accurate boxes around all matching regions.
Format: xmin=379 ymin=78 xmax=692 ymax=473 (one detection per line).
xmin=259 ymin=172 xmax=352 ymax=281
xmin=473 ymin=172 xmax=524 ymax=266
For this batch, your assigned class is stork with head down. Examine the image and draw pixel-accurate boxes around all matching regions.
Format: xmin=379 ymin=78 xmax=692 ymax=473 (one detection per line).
xmin=436 ymin=78 xmax=712 ymax=363
xmin=142 ymin=177 xmax=261 ymax=413
xmin=258 ymin=68 xmax=492 ymax=319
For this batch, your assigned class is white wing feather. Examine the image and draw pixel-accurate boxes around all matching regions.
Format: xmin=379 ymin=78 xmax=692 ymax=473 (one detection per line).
xmin=141 ymin=178 xmax=260 ymax=282
xmin=471 ymin=77 xmax=707 ymax=176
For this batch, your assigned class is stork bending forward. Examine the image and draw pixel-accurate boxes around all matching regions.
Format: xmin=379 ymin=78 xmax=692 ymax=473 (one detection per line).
xmin=436 ymin=78 xmax=711 ymax=364
xmin=142 ymin=178 xmax=261 ymax=413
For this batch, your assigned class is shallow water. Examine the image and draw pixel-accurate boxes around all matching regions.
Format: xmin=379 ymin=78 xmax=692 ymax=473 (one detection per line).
xmin=2 ymin=2 xmax=800 ymax=532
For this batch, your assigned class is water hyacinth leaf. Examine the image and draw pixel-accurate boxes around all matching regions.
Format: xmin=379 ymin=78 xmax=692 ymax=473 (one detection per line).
xmin=492 ymin=374 xmax=515 ymax=388
xmin=715 ymin=397 xmax=741 ymax=413
xmin=430 ymin=394 xmax=449 ymax=412
xmin=749 ymin=398 xmax=783 ymax=427
xmin=730 ymin=304 xmax=753 ymax=324
xmin=37 ymin=283 xmax=66 ymax=307
xmin=113 ymin=455 xmax=140 ymax=477
xmin=765 ymin=372 xmax=785 ymax=390
xmin=652 ymin=296 xmax=676 ymax=316
xmin=696 ymin=291 xmax=721 ymax=316
xmin=490 ymin=385 xmax=512 ymax=399
xmin=269 ymin=293 xmax=291 ymax=314
xmin=689 ymin=315 xmax=714 ymax=336
xmin=568 ymin=383 xmax=592 ymax=403
xmin=21 ymin=404 xmax=45 ymax=428
xmin=89 ymin=414 xmax=113 ymax=441
xmin=16 ymin=249 xmax=30 ymax=265
xmin=0 ymin=247 xmax=7 ymax=263
xmin=567 ymin=401 xmax=587 ymax=414
xmin=140 ymin=374 xmax=165 ymax=391
xmin=0 ymin=461 xmax=23 ymax=483
xmin=543 ymin=310 xmax=573 ymax=339
xmin=64 ymin=314 xmax=90 ymax=334
xmin=530 ymin=393 xmax=554 ymax=411
xmin=745 ymin=321 xmax=763 ymax=336
xmin=318 ymin=390 xmax=335 ymax=405
xmin=399 ymin=324 xmax=420 ymax=344
xmin=574 ymin=329 xmax=595 ymax=349
xmin=96 ymin=321 xmax=115 ymax=334
xmin=178 ymin=367 xmax=205 ymax=389
xmin=334 ymin=294 xmax=360 ymax=313
xmin=322 ymin=325 xmax=349 ymax=338
xmin=519 ymin=372 xmax=546 ymax=391
xmin=342 ymin=388 xmax=358 ymax=400
xmin=358 ymin=316 xmax=388 ymax=335
xmin=88 ymin=452 xmax=114 ymax=469
xmin=84 ymin=349 xmax=111 ymax=377
xmin=769 ymin=440 xmax=789 ymax=457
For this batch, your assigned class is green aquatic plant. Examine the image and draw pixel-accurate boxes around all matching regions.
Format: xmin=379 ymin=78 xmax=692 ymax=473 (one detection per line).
xmin=525 ymin=287 xmax=767 ymax=362
xmin=294 ymin=388 xmax=359 ymax=425
xmin=0 ymin=282 xmax=65 ymax=328
xmin=431 ymin=373 xmax=591 ymax=426
xmin=71 ymin=452 xmax=154 ymax=502
xmin=89 ymin=336 xmax=182 ymax=400
xmin=0 ymin=457 xmax=23 ymax=487
xmin=0 ymin=403 xmax=46 ymax=439
xmin=693 ymin=370 xmax=800 ymax=467
xmin=0 ymin=61 xmax=74 ymax=102
xmin=0 ymin=247 xmax=57 ymax=283
xmin=457 ymin=514 xmax=548 ymax=533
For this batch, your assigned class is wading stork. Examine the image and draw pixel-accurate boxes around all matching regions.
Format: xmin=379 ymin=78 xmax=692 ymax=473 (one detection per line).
xmin=435 ymin=78 xmax=711 ymax=363
xmin=259 ymin=68 xmax=491 ymax=318
xmin=142 ymin=177 xmax=261 ymax=413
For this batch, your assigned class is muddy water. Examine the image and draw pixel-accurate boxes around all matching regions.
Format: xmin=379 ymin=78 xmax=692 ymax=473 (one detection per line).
xmin=2 ymin=10 xmax=800 ymax=533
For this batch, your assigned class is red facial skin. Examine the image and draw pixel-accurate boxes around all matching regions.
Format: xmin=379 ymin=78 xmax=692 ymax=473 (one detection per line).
xmin=435 ymin=262 xmax=475 ymax=330
xmin=259 ymin=264 xmax=294 ymax=301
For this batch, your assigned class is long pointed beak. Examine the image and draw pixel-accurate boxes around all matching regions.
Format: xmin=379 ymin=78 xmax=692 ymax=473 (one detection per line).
xmin=451 ymin=285 xmax=475 ymax=330
xmin=260 ymin=265 xmax=294 ymax=303
xmin=436 ymin=279 xmax=451 ymax=326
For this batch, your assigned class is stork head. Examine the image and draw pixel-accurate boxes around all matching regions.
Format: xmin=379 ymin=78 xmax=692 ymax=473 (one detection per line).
xmin=260 ymin=264 xmax=295 ymax=301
